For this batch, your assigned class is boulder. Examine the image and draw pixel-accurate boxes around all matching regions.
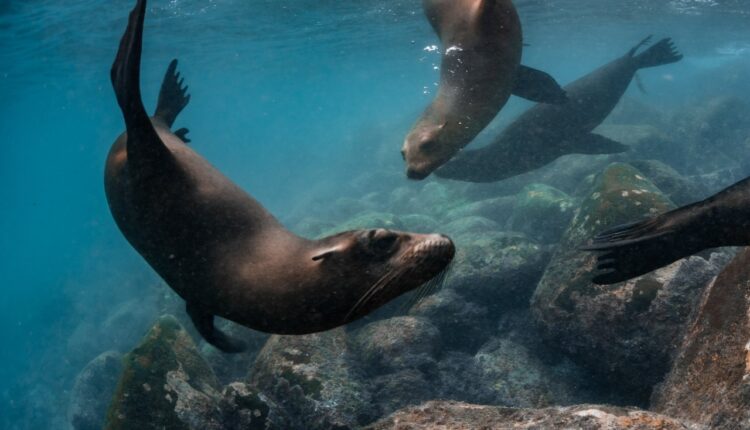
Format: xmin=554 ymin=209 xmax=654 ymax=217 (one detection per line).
xmin=651 ymin=248 xmax=750 ymax=428
xmin=250 ymin=328 xmax=374 ymax=429
xmin=104 ymin=315 xmax=224 ymax=430
xmin=353 ymin=316 xmax=441 ymax=374
xmin=410 ymin=288 xmax=492 ymax=352
xmin=443 ymin=196 xmax=515 ymax=227
xmin=321 ymin=211 xmax=404 ymax=237
xmin=508 ymin=183 xmax=576 ymax=243
xmin=532 ymin=163 xmax=719 ymax=402
xmin=628 ymin=159 xmax=708 ymax=205
xmin=449 ymin=231 xmax=550 ymax=312
xmin=441 ymin=216 xmax=501 ymax=237
xmin=68 ymin=351 xmax=123 ymax=430
xmin=365 ymin=401 xmax=700 ymax=429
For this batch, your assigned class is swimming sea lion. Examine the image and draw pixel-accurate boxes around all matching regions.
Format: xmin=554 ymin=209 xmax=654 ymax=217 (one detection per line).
xmin=402 ymin=0 xmax=568 ymax=180
xmin=106 ymin=0 xmax=455 ymax=352
xmin=435 ymin=36 xmax=683 ymax=182
xmin=583 ymin=176 xmax=750 ymax=285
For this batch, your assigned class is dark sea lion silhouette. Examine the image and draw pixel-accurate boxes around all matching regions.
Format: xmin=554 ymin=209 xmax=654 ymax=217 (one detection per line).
xmin=105 ymin=0 xmax=455 ymax=352
xmin=435 ymin=36 xmax=683 ymax=182
xmin=402 ymin=0 xmax=567 ymax=180
xmin=584 ymin=176 xmax=750 ymax=285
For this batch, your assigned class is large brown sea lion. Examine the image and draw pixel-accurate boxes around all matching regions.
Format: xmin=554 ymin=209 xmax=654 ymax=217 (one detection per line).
xmin=584 ymin=175 xmax=750 ymax=285
xmin=105 ymin=0 xmax=455 ymax=352
xmin=402 ymin=0 xmax=568 ymax=180
xmin=435 ymin=36 xmax=683 ymax=182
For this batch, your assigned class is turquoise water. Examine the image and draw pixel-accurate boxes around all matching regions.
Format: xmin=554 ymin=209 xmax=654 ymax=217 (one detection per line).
xmin=1 ymin=0 xmax=749 ymax=428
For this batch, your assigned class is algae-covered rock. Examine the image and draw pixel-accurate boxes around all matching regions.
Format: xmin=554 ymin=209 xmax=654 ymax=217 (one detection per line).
xmin=442 ymin=216 xmax=501 ymax=237
xmin=508 ymin=183 xmax=576 ymax=243
xmin=353 ymin=316 xmax=441 ymax=374
xmin=410 ymin=288 xmax=492 ymax=352
xmin=531 ymin=163 xmax=717 ymax=401
xmin=652 ymin=249 xmax=750 ymax=428
xmin=68 ymin=351 xmax=123 ymax=430
xmin=474 ymin=338 xmax=577 ymax=408
xmin=218 ymin=382 xmax=269 ymax=430
xmin=399 ymin=214 xmax=440 ymax=233
xmin=199 ymin=322 xmax=269 ymax=384
xmin=250 ymin=328 xmax=374 ymax=429
xmin=365 ymin=401 xmax=699 ymax=430
xmin=443 ymin=196 xmax=515 ymax=227
xmin=105 ymin=315 xmax=222 ymax=430
xmin=629 ymin=159 xmax=708 ymax=205
xmin=449 ymin=231 xmax=550 ymax=312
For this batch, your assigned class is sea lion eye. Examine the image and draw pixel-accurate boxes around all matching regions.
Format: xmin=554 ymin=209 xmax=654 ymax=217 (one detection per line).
xmin=370 ymin=230 xmax=398 ymax=253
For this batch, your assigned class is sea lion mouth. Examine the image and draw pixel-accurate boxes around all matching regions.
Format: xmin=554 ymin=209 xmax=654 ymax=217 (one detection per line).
xmin=344 ymin=235 xmax=455 ymax=322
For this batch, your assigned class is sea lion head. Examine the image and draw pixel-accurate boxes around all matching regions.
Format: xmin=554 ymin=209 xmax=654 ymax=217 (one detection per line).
xmin=308 ymin=229 xmax=455 ymax=323
xmin=402 ymin=118 xmax=458 ymax=180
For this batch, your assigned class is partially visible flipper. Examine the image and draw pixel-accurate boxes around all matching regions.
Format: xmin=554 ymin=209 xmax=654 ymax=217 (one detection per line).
xmin=631 ymin=36 xmax=683 ymax=69
xmin=563 ymin=133 xmax=629 ymax=155
xmin=174 ymin=127 xmax=191 ymax=144
xmin=512 ymin=65 xmax=568 ymax=104
xmin=581 ymin=204 xmax=707 ymax=285
xmin=186 ymin=302 xmax=247 ymax=353
xmin=154 ymin=59 xmax=191 ymax=128
xmin=111 ymin=0 xmax=171 ymax=164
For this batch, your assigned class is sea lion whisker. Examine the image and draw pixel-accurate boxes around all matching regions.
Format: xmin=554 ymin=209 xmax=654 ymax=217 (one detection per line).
xmin=344 ymin=265 xmax=406 ymax=322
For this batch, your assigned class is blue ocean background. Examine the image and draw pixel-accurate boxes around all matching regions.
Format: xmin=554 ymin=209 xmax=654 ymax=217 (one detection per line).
xmin=1 ymin=0 xmax=749 ymax=428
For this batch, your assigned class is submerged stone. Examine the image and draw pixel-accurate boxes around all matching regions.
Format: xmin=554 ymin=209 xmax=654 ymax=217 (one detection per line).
xmin=365 ymin=401 xmax=698 ymax=430
xmin=68 ymin=351 xmax=123 ymax=430
xmin=531 ymin=163 xmax=717 ymax=401
xmin=652 ymin=248 xmax=750 ymax=428
xmin=250 ymin=328 xmax=374 ymax=429
xmin=104 ymin=315 xmax=222 ymax=430
xmin=508 ymin=183 xmax=576 ymax=243
xmin=353 ymin=316 xmax=441 ymax=374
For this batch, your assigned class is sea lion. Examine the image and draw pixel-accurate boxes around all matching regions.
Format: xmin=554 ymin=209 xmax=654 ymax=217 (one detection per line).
xmin=583 ymin=176 xmax=750 ymax=285
xmin=435 ymin=36 xmax=683 ymax=182
xmin=402 ymin=0 xmax=568 ymax=180
xmin=106 ymin=0 xmax=455 ymax=352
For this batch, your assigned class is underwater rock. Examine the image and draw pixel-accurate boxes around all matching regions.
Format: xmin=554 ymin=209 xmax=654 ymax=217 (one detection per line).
xmin=531 ymin=163 xmax=720 ymax=402
xmin=353 ymin=316 xmax=441 ymax=374
xmin=105 ymin=315 xmax=223 ymax=430
xmin=399 ymin=213 xmax=440 ymax=234
xmin=365 ymin=401 xmax=699 ymax=429
xmin=449 ymin=231 xmax=550 ymax=312
xmin=407 ymin=181 xmax=468 ymax=218
xmin=68 ymin=350 xmax=123 ymax=430
xmin=217 ymin=382 xmax=269 ymax=430
xmin=508 ymin=183 xmax=576 ymax=243
xmin=370 ymin=369 xmax=436 ymax=418
xmin=250 ymin=328 xmax=375 ymax=429
xmin=474 ymin=337 xmax=578 ymax=408
xmin=442 ymin=216 xmax=501 ymax=237
xmin=199 ymin=322 xmax=269 ymax=384
xmin=443 ymin=196 xmax=515 ymax=227
xmin=628 ymin=159 xmax=709 ymax=205
xmin=410 ymin=288 xmax=492 ymax=352
xmin=435 ymin=351 xmax=498 ymax=405
xmin=651 ymin=248 xmax=750 ymax=428
xmin=291 ymin=217 xmax=337 ymax=239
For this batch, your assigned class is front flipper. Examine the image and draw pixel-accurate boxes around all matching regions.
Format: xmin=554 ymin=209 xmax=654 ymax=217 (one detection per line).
xmin=154 ymin=59 xmax=191 ymax=128
xmin=186 ymin=302 xmax=247 ymax=353
xmin=512 ymin=65 xmax=568 ymax=104
xmin=111 ymin=0 xmax=171 ymax=165
xmin=564 ymin=133 xmax=629 ymax=155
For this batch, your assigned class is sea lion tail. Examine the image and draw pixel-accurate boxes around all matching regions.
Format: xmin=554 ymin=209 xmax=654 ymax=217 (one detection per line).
xmin=631 ymin=37 xmax=683 ymax=69
xmin=154 ymin=59 xmax=191 ymax=128
xmin=111 ymin=0 xmax=170 ymax=162
xmin=581 ymin=213 xmax=694 ymax=285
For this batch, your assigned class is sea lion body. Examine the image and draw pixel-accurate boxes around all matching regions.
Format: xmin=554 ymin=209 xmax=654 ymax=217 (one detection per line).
xmin=106 ymin=0 xmax=455 ymax=351
xmin=436 ymin=37 xmax=683 ymax=182
xmin=403 ymin=0 xmax=567 ymax=180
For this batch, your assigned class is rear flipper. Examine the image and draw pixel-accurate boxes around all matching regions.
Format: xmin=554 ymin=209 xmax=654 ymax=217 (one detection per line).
xmin=155 ymin=59 xmax=191 ymax=128
xmin=512 ymin=65 xmax=568 ymax=104
xmin=565 ymin=133 xmax=629 ymax=155
xmin=186 ymin=302 xmax=247 ymax=353
xmin=582 ymin=206 xmax=705 ymax=284
xmin=631 ymin=36 xmax=683 ymax=69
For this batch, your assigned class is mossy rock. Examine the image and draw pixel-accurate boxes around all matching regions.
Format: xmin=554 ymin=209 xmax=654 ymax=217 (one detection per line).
xmin=320 ymin=211 xmax=404 ymax=237
xmin=105 ymin=315 xmax=221 ymax=430
xmin=443 ymin=196 xmax=515 ymax=227
xmin=508 ymin=184 xmax=575 ymax=243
